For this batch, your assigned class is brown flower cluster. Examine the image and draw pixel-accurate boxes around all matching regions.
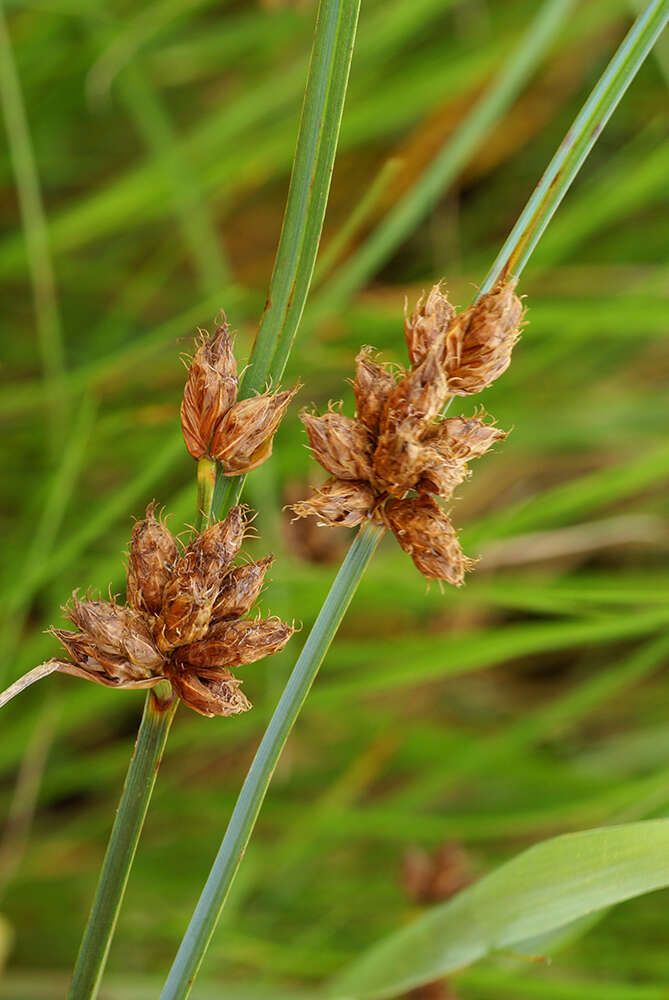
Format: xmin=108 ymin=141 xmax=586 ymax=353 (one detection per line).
xmin=291 ymin=279 xmax=523 ymax=584
xmin=46 ymin=504 xmax=294 ymax=717
xmin=181 ymin=318 xmax=299 ymax=474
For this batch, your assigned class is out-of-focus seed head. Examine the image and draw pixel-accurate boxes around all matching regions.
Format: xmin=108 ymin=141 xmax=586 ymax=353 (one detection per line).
xmin=443 ymin=278 xmax=522 ymax=395
xmin=211 ymin=384 xmax=300 ymax=475
xmin=352 ymin=347 xmax=397 ymax=436
xmin=170 ymin=667 xmax=252 ymax=718
xmin=405 ymin=283 xmax=456 ymax=368
xmin=210 ymin=555 xmax=274 ymax=623
xmin=126 ymin=502 xmax=178 ymax=616
xmin=290 ymin=477 xmax=376 ymax=527
xmin=175 ymin=616 xmax=295 ymax=671
xmin=301 ymin=409 xmax=375 ymax=482
xmin=180 ymin=321 xmax=238 ymax=459
xmin=383 ymin=496 xmax=474 ymax=585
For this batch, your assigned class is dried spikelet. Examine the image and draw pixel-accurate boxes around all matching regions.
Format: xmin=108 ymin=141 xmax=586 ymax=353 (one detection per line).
xmin=155 ymin=507 xmax=246 ymax=651
xmin=352 ymin=347 xmax=396 ymax=435
xmin=211 ymin=555 xmax=274 ymax=622
xmin=126 ymin=502 xmax=178 ymax=615
xmin=211 ymin=384 xmax=300 ymax=475
xmin=443 ymin=278 xmax=522 ymax=395
xmin=301 ymin=409 xmax=375 ymax=482
xmin=170 ymin=667 xmax=252 ymax=718
xmin=181 ymin=322 xmax=238 ymax=459
xmin=290 ymin=477 xmax=376 ymax=527
xmin=405 ymin=283 xmax=456 ymax=368
xmin=383 ymin=496 xmax=474 ymax=584
xmin=175 ymin=616 xmax=294 ymax=670
xmin=67 ymin=595 xmax=164 ymax=671
xmin=417 ymin=415 xmax=507 ymax=499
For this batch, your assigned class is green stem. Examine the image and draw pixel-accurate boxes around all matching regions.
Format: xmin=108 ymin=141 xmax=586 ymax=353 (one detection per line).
xmin=482 ymin=0 xmax=669 ymax=292
xmin=160 ymin=4 xmax=669 ymax=994
xmin=160 ymin=519 xmax=384 ymax=1000
xmin=67 ymin=682 xmax=177 ymax=1000
xmin=214 ymin=0 xmax=361 ymax=517
xmin=195 ymin=456 xmax=216 ymax=530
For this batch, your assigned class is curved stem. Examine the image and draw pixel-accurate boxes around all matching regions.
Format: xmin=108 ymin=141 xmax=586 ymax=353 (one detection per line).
xmin=482 ymin=0 xmax=669 ymax=291
xmin=160 ymin=519 xmax=384 ymax=999
xmin=67 ymin=682 xmax=177 ymax=1000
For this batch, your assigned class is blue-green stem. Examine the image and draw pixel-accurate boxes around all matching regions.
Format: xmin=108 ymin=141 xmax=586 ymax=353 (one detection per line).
xmin=214 ymin=0 xmax=361 ymax=516
xmin=160 ymin=519 xmax=383 ymax=999
xmin=161 ymin=3 xmax=668 ymax=994
xmin=67 ymin=682 xmax=177 ymax=1000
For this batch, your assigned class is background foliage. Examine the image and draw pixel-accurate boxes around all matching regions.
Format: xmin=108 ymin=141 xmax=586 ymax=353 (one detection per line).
xmin=1 ymin=0 xmax=669 ymax=997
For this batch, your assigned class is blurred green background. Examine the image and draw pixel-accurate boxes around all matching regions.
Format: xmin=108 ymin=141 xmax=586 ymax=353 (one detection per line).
xmin=1 ymin=0 xmax=669 ymax=997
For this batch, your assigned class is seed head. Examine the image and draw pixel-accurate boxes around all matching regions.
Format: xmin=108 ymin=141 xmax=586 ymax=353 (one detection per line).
xmin=175 ymin=615 xmax=294 ymax=671
xmin=126 ymin=502 xmax=178 ymax=616
xmin=418 ymin=415 xmax=506 ymax=499
xmin=181 ymin=321 xmax=238 ymax=459
xmin=443 ymin=278 xmax=522 ymax=395
xmin=170 ymin=667 xmax=252 ymax=718
xmin=290 ymin=478 xmax=376 ymax=527
xmin=211 ymin=384 xmax=299 ymax=475
xmin=384 ymin=496 xmax=474 ymax=585
xmin=405 ymin=283 xmax=456 ymax=368
xmin=211 ymin=555 xmax=274 ymax=622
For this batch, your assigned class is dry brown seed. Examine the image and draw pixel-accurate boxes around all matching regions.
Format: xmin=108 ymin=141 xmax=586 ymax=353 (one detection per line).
xmin=352 ymin=347 xmax=397 ymax=435
xmin=211 ymin=384 xmax=299 ymax=475
xmin=126 ymin=502 xmax=178 ymax=615
xmin=170 ymin=667 xmax=252 ymax=718
xmin=384 ymin=496 xmax=474 ymax=584
xmin=181 ymin=322 xmax=238 ymax=459
xmin=301 ymin=410 xmax=375 ymax=482
xmin=155 ymin=507 xmax=246 ymax=650
xmin=211 ymin=555 xmax=274 ymax=623
xmin=405 ymin=283 xmax=456 ymax=367
xmin=290 ymin=477 xmax=376 ymax=527
xmin=67 ymin=595 xmax=163 ymax=671
xmin=175 ymin=616 xmax=294 ymax=670
xmin=443 ymin=278 xmax=522 ymax=395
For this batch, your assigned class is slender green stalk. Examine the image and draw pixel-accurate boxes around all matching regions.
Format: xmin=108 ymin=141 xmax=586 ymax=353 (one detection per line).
xmin=161 ymin=4 xmax=668 ymax=994
xmin=160 ymin=519 xmax=384 ymax=1000
xmin=214 ymin=0 xmax=362 ymax=516
xmin=0 ymin=1 xmax=66 ymax=454
xmin=482 ymin=0 xmax=669 ymax=292
xmin=67 ymin=683 xmax=177 ymax=1000
xmin=66 ymin=3 xmax=361 ymax=994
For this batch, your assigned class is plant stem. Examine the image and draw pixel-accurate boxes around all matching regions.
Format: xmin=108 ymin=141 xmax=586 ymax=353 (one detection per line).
xmin=160 ymin=4 xmax=669 ymax=994
xmin=160 ymin=518 xmax=384 ymax=1000
xmin=482 ymin=0 xmax=669 ymax=292
xmin=214 ymin=0 xmax=361 ymax=517
xmin=67 ymin=682 xmax=177 ymax=1000
xmin=195 ymin=456 xmax=216 ymax=530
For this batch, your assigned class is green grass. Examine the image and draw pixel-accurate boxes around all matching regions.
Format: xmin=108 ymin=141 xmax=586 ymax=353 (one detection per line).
xmin=1 ymin=1 xmax=669 ymax=997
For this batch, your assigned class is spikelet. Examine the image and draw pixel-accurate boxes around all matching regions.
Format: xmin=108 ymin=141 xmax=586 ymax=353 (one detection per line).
xmin=290 ymin=478 xmax=376 ymax=527
xmin=443 ymin=278 xmax=522 ymax=395
xmin=211 ymin=384 xmax=299 ymax=475
xmin=404 ymin=283 xmax=456 ymax=368
xmin=170 ymin=667 xmax=252 ymax=718
xmin=352 ymin=347 xmax=397 ymax=435
xmin=383 ymin=496 xmax=474 ymax=585
xmin=417 ymin=415 xmax=507 ymax=499
xmin=301 ymin=409 xmax=375 ymax=482
xmin=211 ymin=555 xmax=274 ymax=622
xmin=175 ymin=616 xmax=294 ymax=670
xmin=181 ymin=322 xmax=238 ymax=459
xmin=66 ymin=594 xmax=163 ymax=671
xmin=126 ymin=502 xmax=178 ymax=615
xmin=154 ymin=507 xmax=246 ymax=651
